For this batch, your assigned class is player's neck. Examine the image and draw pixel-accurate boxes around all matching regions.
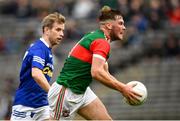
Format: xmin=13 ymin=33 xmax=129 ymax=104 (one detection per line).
xmin=41 ymin=35 xmax=52 ymax=48
xmin=99 ymin=26 xmax=111 ymax=43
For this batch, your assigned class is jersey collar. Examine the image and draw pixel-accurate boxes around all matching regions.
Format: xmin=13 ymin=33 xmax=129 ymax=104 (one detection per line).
xmin=40 ymin=38 xmax=50 ymax=48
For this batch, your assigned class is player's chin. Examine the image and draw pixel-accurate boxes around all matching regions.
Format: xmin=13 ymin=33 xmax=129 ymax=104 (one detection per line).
xmin=56 ymin=39 xmax=62 ymax=44
xmin=118 ymin=35 xmax=123 ymax=41
xmin=52 ymin=41 xmax=60 ymax=46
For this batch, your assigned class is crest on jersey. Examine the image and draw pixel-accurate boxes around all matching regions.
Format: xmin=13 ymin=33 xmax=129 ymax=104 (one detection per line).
xmin=62 ymin=109 xmax=70 ymax=117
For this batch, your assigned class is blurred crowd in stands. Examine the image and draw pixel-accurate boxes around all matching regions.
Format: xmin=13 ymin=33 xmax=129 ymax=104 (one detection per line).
xmin=0 ymin=0 xmax=179 ymax=57
xmin=0 ymin=0 xmax=179 ymax=119
xmin=0 ymin=0 xmax=180 ymax=26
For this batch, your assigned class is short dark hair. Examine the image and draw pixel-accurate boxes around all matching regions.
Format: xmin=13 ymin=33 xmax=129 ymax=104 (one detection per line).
xmin=98 ymin=6 xmax=122 ymax=22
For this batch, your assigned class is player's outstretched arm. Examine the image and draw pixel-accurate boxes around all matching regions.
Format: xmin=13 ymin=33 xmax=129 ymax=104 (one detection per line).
xmin=32 ymin=67 xmax=51 ymax=92
xmin=91 ymin=56 xmax=125 ymax=92
xmin=91 ymin=56 xmax=141 ymax=103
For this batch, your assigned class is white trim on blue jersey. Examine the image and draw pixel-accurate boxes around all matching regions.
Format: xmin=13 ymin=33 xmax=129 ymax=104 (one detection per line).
xmin=33 ymin=56 xmax=45 ymax=66
xmin=40 ymin=37 xmax=49 ymax=48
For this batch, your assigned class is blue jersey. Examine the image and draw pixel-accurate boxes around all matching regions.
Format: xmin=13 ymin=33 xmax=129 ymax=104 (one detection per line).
xmin=13 ymin=38 xmax=54 ymax=108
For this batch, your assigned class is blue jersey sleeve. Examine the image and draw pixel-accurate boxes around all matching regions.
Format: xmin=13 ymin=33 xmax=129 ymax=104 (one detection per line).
xmin=31 ymin=49 xmax=46 ymax=70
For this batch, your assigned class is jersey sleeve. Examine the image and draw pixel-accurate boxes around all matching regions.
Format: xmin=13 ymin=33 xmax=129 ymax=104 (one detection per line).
xmin=90 ymin=39 xmax=110 ymax=60
xmin=31 ymin=49 xmax=46 ymax=70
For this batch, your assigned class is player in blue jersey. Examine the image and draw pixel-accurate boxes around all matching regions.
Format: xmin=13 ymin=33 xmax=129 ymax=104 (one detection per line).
xmin=10 ymin=12 xmax=65 ymax=120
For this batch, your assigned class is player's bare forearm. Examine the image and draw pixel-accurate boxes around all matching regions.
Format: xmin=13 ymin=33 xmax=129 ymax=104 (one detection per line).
xmin=91 ymin=65 xmax=125 ymax=93
xmin=104 ymin=62 xmax=123 ymax=86
xmin=32 ymin=67 xmax=50 ymax=92
xmin=91 ymin=59 xmax=125 ymax=92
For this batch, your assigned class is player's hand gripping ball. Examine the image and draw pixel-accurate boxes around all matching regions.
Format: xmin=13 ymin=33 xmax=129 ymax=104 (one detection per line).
xmin=124 ymin=81 xmax=147 ymax=106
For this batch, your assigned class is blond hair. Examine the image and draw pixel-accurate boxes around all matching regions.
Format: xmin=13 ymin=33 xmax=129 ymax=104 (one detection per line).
xmin=41 ymin=12 xmax=65 ymax=33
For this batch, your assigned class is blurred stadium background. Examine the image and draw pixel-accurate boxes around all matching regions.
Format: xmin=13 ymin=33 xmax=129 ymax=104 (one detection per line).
xmin=0 ymin=0 xmax=180 ymax=120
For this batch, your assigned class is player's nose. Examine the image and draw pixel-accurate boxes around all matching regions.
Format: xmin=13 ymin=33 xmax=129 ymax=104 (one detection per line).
xmin=123 ymin=25 xmax=126 ymax=30
xmin=59 ymin=31 xmax=64 ymax=37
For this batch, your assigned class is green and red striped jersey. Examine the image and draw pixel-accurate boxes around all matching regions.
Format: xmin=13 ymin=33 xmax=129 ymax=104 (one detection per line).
xmin=56 ymin=29 xmax=110 ymax=94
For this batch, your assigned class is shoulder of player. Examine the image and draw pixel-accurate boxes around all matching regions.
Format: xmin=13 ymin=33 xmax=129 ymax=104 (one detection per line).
xmin=82 ymin=29 xmax=105 ymax=41
xmin=80 ymin=31 xmax=106 ymax=45
xmin=90 ymin=30 xmax=105 ymax=39
xmin=28 ymin=42 xmax=50 ymax=55
xmin=30 ymin=40 xmax=49 ymax=50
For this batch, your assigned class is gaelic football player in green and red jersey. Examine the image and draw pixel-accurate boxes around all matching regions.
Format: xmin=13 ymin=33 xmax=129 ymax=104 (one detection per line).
xmin=48 ymin=6 xmax=142 ymax=120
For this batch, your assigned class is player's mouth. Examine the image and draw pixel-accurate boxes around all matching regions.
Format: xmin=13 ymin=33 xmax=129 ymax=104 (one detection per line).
xmin=57 ymin=37 xmax=62 ymax=40
xmin=120 ymin=31 xmax=124 ymax=35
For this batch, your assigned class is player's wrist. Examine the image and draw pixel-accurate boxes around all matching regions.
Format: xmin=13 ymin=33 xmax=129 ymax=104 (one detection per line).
xmin=117 ymin=82 xmax=126 ymax=93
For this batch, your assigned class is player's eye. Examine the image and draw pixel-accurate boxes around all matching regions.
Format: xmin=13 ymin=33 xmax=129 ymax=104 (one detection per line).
xmin=56 ymin=28 xmax=61 ymax=31
xmin=119 ymin=22 xmax=123 ymax=25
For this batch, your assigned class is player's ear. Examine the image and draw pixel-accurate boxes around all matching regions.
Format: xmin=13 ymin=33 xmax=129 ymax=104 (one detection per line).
xmin=105 ymin=22 xmax=112 ymax=30
xmin=44 ymin=27 xmax=50 ymax=35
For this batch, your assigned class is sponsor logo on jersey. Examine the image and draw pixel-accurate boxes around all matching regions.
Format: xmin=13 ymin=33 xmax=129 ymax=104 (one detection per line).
xmin=43 ymin=67 xmax=53 ymax=77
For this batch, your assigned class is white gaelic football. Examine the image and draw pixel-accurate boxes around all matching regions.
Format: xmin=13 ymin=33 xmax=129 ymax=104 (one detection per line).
xmin=124 ymin=81 xmax=147 ymax=106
